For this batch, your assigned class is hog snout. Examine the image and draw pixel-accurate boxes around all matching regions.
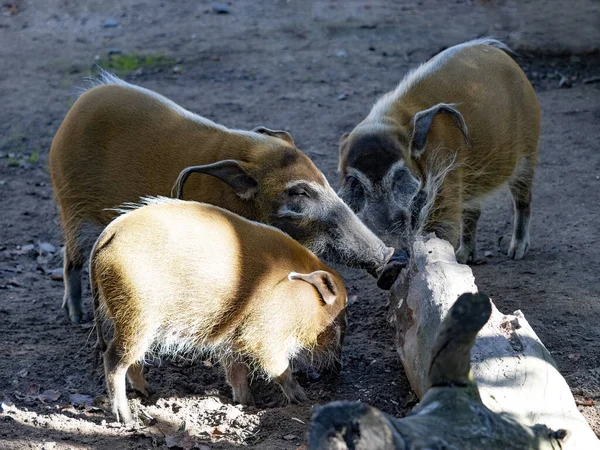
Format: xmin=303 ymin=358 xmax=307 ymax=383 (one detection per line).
xmin=316 ymin=200 xmax=396 ymax=278
xmin=366 ymin=246 xmax=395 ymax=278
xmin=376 ymin=248 xmax=410 ymax=290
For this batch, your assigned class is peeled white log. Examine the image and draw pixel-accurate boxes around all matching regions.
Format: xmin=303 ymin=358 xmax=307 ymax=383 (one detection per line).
xmin=310 ymin=293 xmax=565 ymax=449
xmin=388 ymin=234 xmax=599 ymax=449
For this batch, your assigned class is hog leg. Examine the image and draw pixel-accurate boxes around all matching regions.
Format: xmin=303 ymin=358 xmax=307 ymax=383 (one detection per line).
xmin=104 ymin=340 xmax=134 ymax=424
xmin=428 ymin=170 xmax=462 ymax=250
xmin=456 ymin=206 xmax=481 ymax=264
xmin=127 ymin=363 xmax=151 ymax=398
xmin=508 ymin=157 xmax=535 ymax=260
xmin=264 ymin=357 xmax=308 ymax=405
xmin=62 ymin=246 xmax=84 ymax=324
xmin=225 ymin=360 xmax=255 ymax=406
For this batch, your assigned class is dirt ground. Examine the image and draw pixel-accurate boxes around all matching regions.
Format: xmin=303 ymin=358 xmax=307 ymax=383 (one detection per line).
xmin=1 ymin=1 xmax=599 ymax=449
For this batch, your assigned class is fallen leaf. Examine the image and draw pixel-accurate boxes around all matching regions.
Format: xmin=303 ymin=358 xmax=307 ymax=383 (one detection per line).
xmin=38 ymin=242 xmax=56 ymax=254
xmin=70 ymin=393 xmax=93 ymax=408
xmin=576 ymin=398 xmax=595 ymax=407
xmin=7 ymin=278 xmax=22 ymax=287
xmin=3 ymin=4 xmax=18 ymax=16
xmin=36 ymin=255 xmax=51 ymax=265
xmin=211 ymin=427 xmax=224 ymax=436
xmin=26 ymin=383 xmax=40 ymax=397
xmin=0 ymin=400 xmax=17 ymax=414
xmin=568 ymin=353 xmax=581 ymax=362
xmin=38 ymin=390 xmax=61 ymax=402
xmin=165 ymin=429 xmax=197 ymax=450
xmin=59 ymin=405 xmax=77 ymax=413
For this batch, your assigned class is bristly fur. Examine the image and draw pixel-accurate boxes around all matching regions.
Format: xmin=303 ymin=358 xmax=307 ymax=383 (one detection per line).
xmin=106 ymin=195 xmax=184 ymax=216
xmin=75 ymin=70 xmax=262 ymax=138
xmin=417 ymin=148 xmax=458 ymax=236
xmin=368 ymin=38 xmax=513 ymax=121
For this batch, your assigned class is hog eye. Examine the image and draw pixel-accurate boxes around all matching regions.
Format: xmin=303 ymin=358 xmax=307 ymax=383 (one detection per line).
xmin=288 ymin=184 xmax=311 ymax=198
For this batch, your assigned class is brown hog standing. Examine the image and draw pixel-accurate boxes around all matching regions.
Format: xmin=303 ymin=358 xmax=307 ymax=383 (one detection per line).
xmin=338 ymin=39 xmax=540 ymax=263
xmin=50 ymin=72 xmax=395 ymax=323
xmin=91 ymin=197 xmax=348 ymax=424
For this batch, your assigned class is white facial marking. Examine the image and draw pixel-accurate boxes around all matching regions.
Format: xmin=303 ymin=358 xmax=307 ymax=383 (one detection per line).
xmin=345 ymin=167 xmax=374 ymax=196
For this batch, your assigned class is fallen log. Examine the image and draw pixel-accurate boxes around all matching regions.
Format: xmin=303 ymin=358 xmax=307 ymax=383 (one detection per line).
xmin=388 ymin=234 xmax=599 ymax=449
xmin=309 ymin=293 xmax=566 ymax=449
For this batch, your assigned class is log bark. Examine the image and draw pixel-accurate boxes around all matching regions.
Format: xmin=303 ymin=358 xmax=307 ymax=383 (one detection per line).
xmin=309 ymin=293 xmax=566 ymax=449
xmin=388 ymin=233 xmax=599 ymax=449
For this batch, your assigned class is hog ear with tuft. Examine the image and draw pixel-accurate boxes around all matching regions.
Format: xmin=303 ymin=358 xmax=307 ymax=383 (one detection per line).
xmin=252 ymin=126 xmax=295 ymax=147
xmin=410 ymin=103 xmax=471 ymax=158
xmin=288 ymin=270 xmax=339 ymax=305
xmin=173 ymin=160 xmax=258 ymax=200
xmin=337 ymin=132 xmax=350 ymax=176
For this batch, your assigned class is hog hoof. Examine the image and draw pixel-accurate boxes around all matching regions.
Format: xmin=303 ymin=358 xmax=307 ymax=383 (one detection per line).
xmin=234 ymin=392 xmax=256 ymax=407
xmin=455 ymin=245 xmax=474 ymax=264
xmin=69 ymin=311 xmax=82 ymax=324
xmin=286 ymin=389 xmax=309 ymax=405
xmin=134 ymin=386 xmax=152 ymax=399
xmin=114 ymin=408 xmax=135 ymax=426
xmin=508 ymin=239 xmax=529 ymax=260
xmin=280 ymin=384 xmax=309 ymax=405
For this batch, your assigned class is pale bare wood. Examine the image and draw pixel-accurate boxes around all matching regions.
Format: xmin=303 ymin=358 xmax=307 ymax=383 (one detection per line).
xmin=310 ymin=293 xmax=565 ymax=449
xmin=388 ymin=233 xmax=599 ymax=449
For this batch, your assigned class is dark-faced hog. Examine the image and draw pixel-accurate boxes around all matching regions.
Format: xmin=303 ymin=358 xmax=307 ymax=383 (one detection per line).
xmin=50 ymin=72 xmax=395 ymax=323
xmin=338 ymin=39 xmax=540 ymax=264
xmin=91 ymin=197 xmax=348 ymax=424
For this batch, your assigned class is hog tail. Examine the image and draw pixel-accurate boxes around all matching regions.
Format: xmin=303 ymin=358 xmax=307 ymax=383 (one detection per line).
xmin=90 ymin=269 xmax=107 ymax=353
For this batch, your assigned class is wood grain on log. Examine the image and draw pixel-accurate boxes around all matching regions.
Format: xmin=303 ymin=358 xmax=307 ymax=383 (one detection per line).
xmin=309 ymin=293 xmax=566 ymax=450
xmin=388 ymin=234 xmax=599 ymax=449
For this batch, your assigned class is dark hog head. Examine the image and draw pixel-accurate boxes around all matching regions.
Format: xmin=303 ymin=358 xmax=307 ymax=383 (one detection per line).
xmin=174 ymin=126 xmax=395 ymax=281
xmin=338 ymin=104 xmax=470 ymax=256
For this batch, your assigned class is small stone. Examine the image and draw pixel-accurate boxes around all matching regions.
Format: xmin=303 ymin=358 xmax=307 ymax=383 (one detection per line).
xmin=21 ymin=244 xmax=35 ymax=252
xmin=17 ymin=368 xmax=28 ymax=377
xmin=49 ymin=268 xmax=63 ymax=281
xmin=337 ymin=93 xmax=348 ymax=101
xmin=283 ymin=434 xmax=298 ymax=440
xmin=39 ymin=242 xmax=56 ymax=254
xmin=335 ymin=50 xmax=347 ymax=57
xmin=211 ymin=3 xmax=231 ymax=14
xmin=172 ymin=65 xmax=183 ymax=74
xmin=108 ymin=48 xmax=122 ymax=55
xmin=558 ymin=76 xmax=572 ymax=88
xmin=484 ymin=251 xmax=494 ymax=257
xmin=0 ymin=401 xmax=17 ymax=414
xmin=41 ymin=443 xmax=56 ymax=450
xmin=103 ymin=19 xmax=119 ymax=28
